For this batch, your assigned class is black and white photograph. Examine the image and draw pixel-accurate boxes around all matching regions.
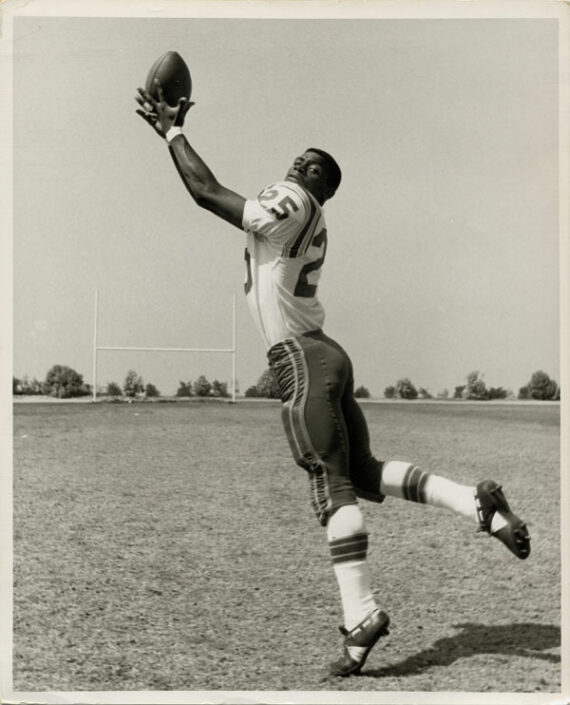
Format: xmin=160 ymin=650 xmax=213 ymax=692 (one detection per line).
xmin=1 ymin=0 xmax=568 ymax=703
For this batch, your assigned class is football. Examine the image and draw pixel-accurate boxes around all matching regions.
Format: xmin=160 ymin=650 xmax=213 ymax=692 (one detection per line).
xmin=145 ymin=51 xmax=192 ymax=106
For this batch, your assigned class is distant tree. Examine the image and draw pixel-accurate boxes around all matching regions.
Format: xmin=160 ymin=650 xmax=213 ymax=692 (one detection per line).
xmin=488 ymin=386 xmax=508 ymax=400
xmin=176 ymin=380 xmax=193 ymax=397
xmin=418 ymin=387 xmax=433 ymax=399
xmin=106 ymin=381 xmax=122 ymax=396
xmin=212 ymin=380 xmax=229 ymax=398
xmin=354 ymin=385 xmax=371 ymax=399
xmin=123 ymin=369 xmax=144 ymax=398
xmin=255 ymin=368 xmax=281 ymax=399
xmin=145 ymin=383 xmax=160 ymax=398
xmin=193 ymin=375 xmax=212 ymax=397
xmin=43 ymin=365 xmax=89 ymax=399
xmin=16 ymin=375 xmax=44 ymax=395
xmin=384 ymin=385 xmax=397 ymax=399
xmin=29 ymin=377 xmax=44 ymax=395
xmin=465 ymin=371 xmax=489 ymax=400
xmin=453 ymin=385 xmax=466 ymax=399
xmin=526 ymin=370 xmax=558 ymax=400
xmin=396 ymin=378 xmax=418 ymax=400
xmin=518 ymin=385 xmax=530 ymax=400
xmin=437 ymin=389 xmax=450 ymax=400
xmin=244 ymin=385 xmax=259 ymax=398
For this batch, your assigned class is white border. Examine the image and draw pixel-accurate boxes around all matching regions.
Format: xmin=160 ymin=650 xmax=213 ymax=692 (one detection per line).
xmin=1 ymin=1 xmax=568 ymax=704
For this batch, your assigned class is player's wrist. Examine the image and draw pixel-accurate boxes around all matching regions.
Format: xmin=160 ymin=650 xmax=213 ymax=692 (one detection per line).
xmin=165 ymin=126 xmax=184 ymax=143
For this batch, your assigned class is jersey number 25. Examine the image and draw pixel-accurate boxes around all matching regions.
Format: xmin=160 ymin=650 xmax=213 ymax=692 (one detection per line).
xmin=244 ymin=228 xmax=327 ymax=298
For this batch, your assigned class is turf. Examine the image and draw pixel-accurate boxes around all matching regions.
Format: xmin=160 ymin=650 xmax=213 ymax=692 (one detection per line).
xmin=12 ymin=400 xmax=561 ymax=693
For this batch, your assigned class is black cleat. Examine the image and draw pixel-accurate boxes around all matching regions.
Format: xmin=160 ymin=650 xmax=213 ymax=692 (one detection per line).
xmin=329 ymin=609 xmax=390 ymax=677
xmin=475 ymin=480 xmax=530 ymax=559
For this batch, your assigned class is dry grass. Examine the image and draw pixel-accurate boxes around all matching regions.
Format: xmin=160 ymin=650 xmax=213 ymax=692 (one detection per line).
xmin=12 ymin=400 xmax=561 ymax=694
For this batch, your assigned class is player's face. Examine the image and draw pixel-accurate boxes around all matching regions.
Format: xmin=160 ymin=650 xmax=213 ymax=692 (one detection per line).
xmin=285 ymin=151 xmax=336 ymax=204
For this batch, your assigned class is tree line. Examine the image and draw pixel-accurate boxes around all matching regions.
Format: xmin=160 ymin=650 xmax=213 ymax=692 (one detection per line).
xmin=243 ymin=369 xmax=371 ymax=399
xmin=383 ymin=370 xmax=560 ymax=401
xmin=245 ymin=367 xmax=560 ymax=401
xmin=13 ymin=364 xmax=560 ymax=402
xmin=12 ymin=365 xmax=231 ymax=400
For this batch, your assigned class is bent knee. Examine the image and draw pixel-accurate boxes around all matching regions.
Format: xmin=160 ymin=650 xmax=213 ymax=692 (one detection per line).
xmin=326 ymin=503 xmax=366 ymax=539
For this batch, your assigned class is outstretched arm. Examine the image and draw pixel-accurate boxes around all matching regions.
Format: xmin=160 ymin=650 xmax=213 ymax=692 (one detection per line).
xmin=167 ymin=135 xmax=246 ymax=230
xmin=135 ymin=82 xmax=246 ymax=230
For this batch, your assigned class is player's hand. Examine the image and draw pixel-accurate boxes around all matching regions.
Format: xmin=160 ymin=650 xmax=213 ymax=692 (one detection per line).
xmin=135 ymin=81 xmax=194 ymax=138
xmin=135 ymin=86 xmax=164 ymax=136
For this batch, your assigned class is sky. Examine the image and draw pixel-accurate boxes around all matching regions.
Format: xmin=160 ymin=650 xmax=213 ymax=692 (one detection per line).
xmin=4 ymin=2 xmax=566 ymax=398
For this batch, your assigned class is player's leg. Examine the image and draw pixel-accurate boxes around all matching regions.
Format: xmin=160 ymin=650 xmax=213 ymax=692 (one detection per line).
xmin=378 ymin=461 xmax=530 ymax=558
xmin=341 ymin=369 xmax=530 ymax=560
xmin=327 ymin=503 xmax=390 ymax=677
xmin=268 ymin=334 xmax=386 ymax=658
xmin=269 ymin=333 xmax=392 ymax=676
xmin=379 ymin=459 xmax=476 ymax=519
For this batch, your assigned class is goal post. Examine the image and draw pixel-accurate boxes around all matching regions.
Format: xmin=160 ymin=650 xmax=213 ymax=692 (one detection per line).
xmin=92 ymin=290 xmax=237 ymax=403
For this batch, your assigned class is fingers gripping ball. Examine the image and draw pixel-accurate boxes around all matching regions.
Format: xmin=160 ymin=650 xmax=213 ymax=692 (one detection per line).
xmin=145 ymin=51 xmax=192 ymax=106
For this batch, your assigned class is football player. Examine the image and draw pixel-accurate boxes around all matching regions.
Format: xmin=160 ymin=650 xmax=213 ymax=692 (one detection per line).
xmin=136 ymin=85 xmax=531 ymax=676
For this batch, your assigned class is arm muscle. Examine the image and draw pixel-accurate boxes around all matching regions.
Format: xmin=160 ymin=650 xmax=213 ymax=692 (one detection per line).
xmin=168 ymin=134 xmax=246 ymax=230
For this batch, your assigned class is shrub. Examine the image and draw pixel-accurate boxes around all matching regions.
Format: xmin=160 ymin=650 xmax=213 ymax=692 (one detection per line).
xmin=465 ymin=371 xmax=489 ymax=400
xmin=193 ymin=375 xmax=212 ymax=397
xmin=176 ymin=380 xmax=193 ymax=397
xmin=255 ymin=369 xmax=281 ymax=398
xmin=396 ymin=378 xmax=418 ymax=400
xmin=106 ymin=382 xmax=122 ymax=396
xmin=43 ymin=365 xmax=90 ymax=399
xmin=453 ymin=385 xmax=466 ymax=399
xmin=488 ymin=386 xmax=508 ymax=400
xmin=212 ymin=380 xmax=229 ymax=398
xmin=354 ymin=385 xmax=370 ymax=399
xmin=14 ymin=375 xmax=44 ymax=395
xmin=527 ymin=370 xmax=558 ymax=400
xmin=123 ymin=370 xmax=144 ymax=398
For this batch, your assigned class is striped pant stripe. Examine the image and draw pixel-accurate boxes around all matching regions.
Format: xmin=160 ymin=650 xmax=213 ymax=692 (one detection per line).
xmin=281 ymin=339 xmax=333 ymax=524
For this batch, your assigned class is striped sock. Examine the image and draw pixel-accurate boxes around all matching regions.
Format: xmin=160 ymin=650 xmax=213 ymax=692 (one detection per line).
xmin=380 ymin=460 xmax=477 ymax=521
xmin=327 ymin=505 xmax=378 ymax=630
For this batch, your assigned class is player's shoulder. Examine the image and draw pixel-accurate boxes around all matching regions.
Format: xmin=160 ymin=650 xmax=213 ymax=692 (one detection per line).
xmin=256 ymin=180 xmax=316 ymax=216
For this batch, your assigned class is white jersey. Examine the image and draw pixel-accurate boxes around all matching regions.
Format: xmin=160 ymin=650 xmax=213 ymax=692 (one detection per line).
xmin=242 ymin=180 xmax=328 ymax=349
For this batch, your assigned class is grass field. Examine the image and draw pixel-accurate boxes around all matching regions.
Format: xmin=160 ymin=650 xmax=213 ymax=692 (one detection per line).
xmin=12 ymin=400 xmax=562 ymax=696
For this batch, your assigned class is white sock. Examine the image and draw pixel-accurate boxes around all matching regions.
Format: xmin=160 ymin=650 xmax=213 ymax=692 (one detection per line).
xmin=380 ymin=460 xmax=477 ymax=522
xmin=327 ymin=504 xmax=378 ymax=631
xmin=423 ymin=475 xmax=477 ymax=521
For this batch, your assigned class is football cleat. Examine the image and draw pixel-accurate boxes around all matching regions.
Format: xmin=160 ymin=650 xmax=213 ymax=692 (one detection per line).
xmin=475 ymin=480 xmax=530 ymax=560
xmin=329 ymin=608 xmax=390 ymax=677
